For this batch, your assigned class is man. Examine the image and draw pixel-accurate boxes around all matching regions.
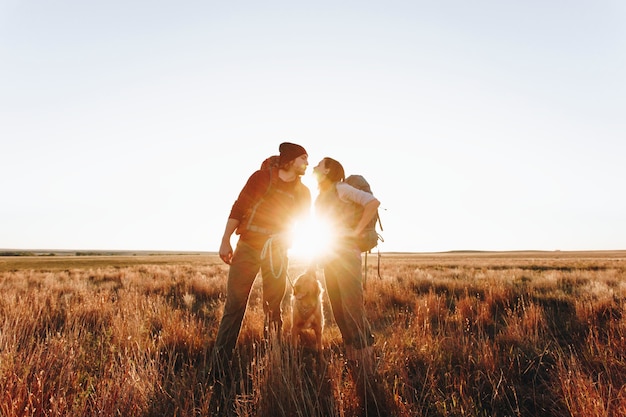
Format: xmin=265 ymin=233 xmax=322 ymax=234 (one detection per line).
xmin=211 ymin=142 xmax=311 ymax=387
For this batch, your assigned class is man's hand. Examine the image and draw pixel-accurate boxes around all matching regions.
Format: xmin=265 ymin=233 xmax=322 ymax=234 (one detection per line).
xmin=219 ymin=241 xmax=233 ymax=264
xmin=219 ymin=218 xmax=239 ymax=265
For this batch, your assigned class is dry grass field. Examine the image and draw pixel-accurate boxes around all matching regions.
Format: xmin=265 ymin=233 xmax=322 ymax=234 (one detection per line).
xmin=1 ymin=250 xmax=625 ymax=416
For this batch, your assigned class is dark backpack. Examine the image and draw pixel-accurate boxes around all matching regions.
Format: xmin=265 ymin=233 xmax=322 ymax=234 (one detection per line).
xmin=344 ymin=174 xmax=384 ymax=253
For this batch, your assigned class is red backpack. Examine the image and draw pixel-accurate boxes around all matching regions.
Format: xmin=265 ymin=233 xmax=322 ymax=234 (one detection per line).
xmin=239 ymin=156 xmax=305 ymax=236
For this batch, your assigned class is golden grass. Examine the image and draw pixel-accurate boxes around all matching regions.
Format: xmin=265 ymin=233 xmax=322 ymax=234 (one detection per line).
xmin=0 ymin=251 xmax=625 ymax=416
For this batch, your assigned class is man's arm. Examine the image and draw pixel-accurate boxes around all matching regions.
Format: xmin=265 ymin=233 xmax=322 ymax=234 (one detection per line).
xmin=219 ymin=218 xmax=240 ymax=264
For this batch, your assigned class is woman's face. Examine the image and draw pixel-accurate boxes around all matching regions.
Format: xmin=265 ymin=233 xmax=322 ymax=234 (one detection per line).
xmin=312 ymin=159 xmax=328 ymax=183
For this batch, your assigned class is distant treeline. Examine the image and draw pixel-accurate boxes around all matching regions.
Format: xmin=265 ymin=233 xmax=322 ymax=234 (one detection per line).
xmin=0 ymin=250 xmax=214 ymax=257
xmin=0 ymin=251 xmax=118 ymax=257
xmin=0 ymin=251 xmax=130 ymax=257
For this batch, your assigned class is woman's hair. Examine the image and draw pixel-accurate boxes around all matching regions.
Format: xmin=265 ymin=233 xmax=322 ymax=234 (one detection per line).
xmin=323 ymin=157 xmax=345 ymax=183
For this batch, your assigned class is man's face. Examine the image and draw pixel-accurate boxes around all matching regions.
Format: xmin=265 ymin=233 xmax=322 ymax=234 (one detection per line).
xmin=292 ymin=154 xmax=308 ymax=176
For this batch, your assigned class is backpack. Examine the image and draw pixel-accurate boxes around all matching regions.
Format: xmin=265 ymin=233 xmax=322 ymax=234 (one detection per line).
xmin=260 ymin=155 xmax=280 ymax=170
xmin=343 ymin=174 xmax=384 ymax=253
xmin=239 ymin=155 xmax=305 ymax=236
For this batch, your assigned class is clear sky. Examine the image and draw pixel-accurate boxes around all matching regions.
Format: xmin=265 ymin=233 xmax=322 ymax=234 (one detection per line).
xmin=1 ymin=1 xmax=625 ymax=253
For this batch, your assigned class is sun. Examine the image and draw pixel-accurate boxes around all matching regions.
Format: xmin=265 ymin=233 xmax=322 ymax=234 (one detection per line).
xmin=288 ymin=215 xmax=335 ymax=262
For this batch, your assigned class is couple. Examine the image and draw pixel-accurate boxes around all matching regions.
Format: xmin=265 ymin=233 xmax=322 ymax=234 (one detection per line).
xmin=212 ymin=142 xmax=380 ymax=380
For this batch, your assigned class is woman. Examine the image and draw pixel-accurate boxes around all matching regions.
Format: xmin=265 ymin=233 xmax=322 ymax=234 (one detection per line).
xmin=312 ymin=157 xmax=380 ymax=374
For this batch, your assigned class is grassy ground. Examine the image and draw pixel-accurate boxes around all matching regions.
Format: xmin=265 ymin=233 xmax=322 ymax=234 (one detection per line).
xmin=0 ymin=251 xmax=625 ymax=416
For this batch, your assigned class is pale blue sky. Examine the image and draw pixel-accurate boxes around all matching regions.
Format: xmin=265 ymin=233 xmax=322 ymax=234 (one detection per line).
xmin=1 ymin=1 xmax=625 ymax=253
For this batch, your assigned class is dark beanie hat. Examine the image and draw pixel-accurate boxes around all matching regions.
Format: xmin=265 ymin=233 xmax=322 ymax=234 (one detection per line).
xmin=278 ymin=142 xmax=307 ymax=165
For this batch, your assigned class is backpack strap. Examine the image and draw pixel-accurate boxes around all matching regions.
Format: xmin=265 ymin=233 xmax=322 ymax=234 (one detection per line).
xmin=242 ymin=168 xmax=279 ymax=235
xmin=242 ymin=168 xmax=304 ymax=236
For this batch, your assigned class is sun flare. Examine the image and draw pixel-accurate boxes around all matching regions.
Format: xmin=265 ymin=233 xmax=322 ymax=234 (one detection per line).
xmin=288 ymin=216 xmax=335 ymax=261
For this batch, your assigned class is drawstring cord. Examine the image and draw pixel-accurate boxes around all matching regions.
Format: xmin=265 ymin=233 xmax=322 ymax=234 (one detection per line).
xmin=260 ymin=235 xmax=287 ymax=280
